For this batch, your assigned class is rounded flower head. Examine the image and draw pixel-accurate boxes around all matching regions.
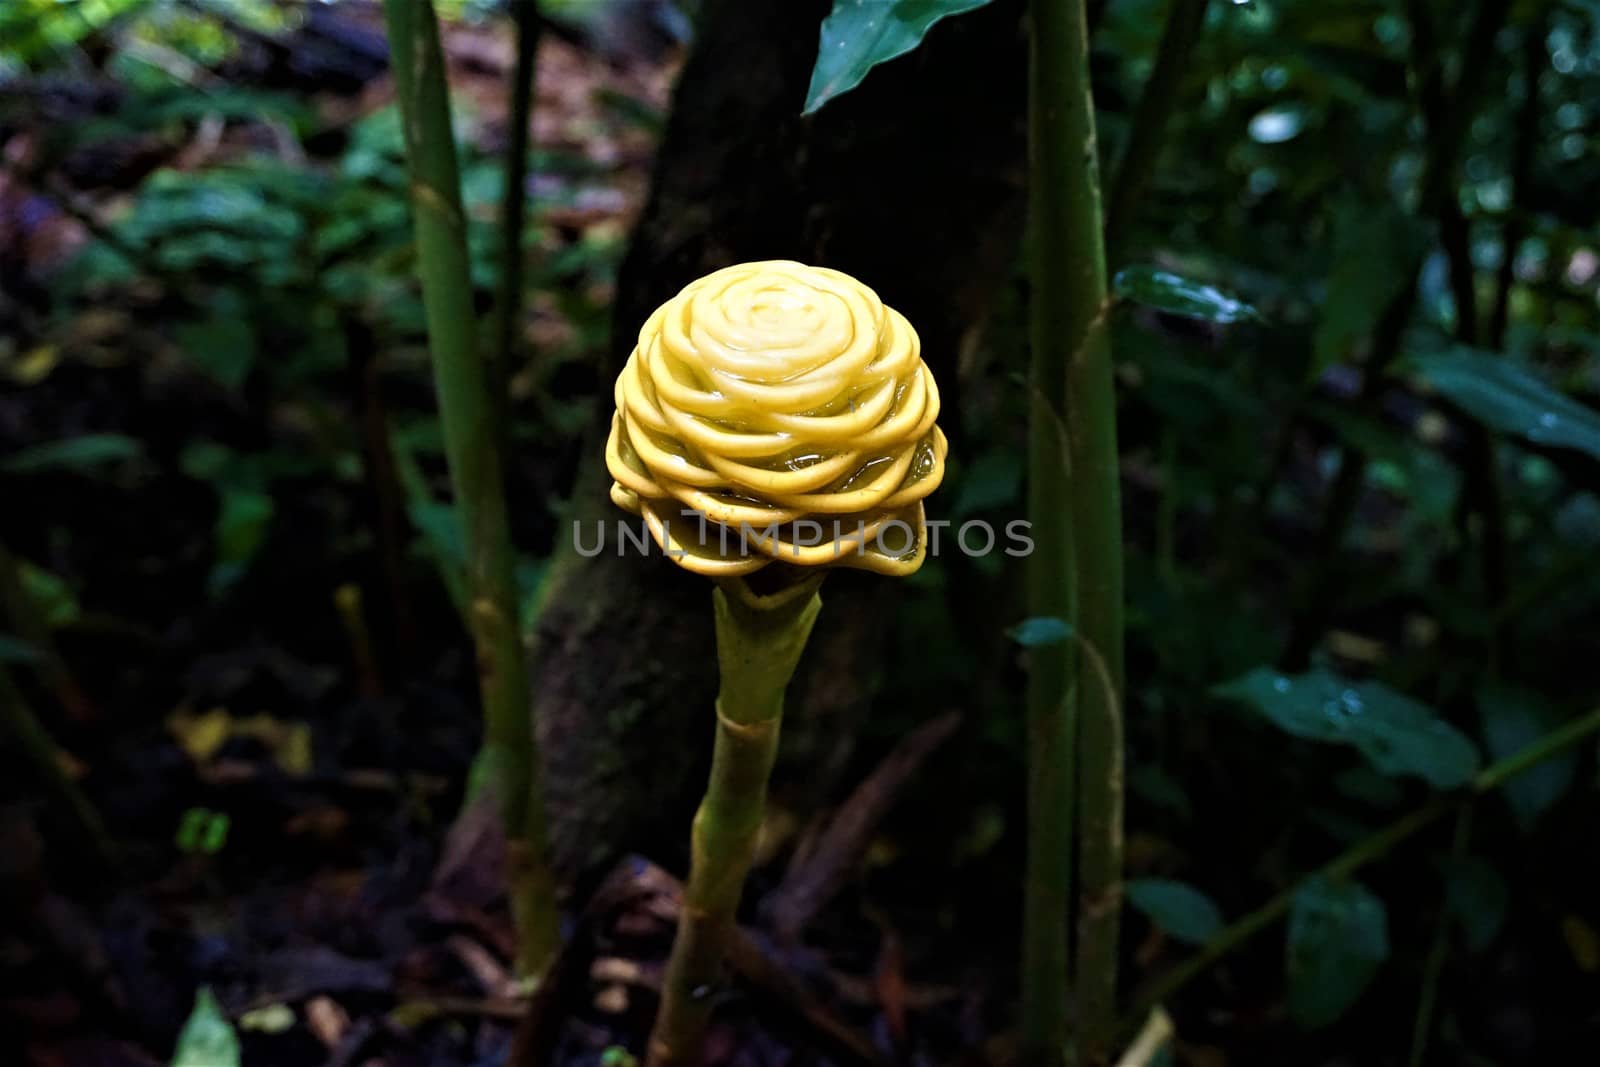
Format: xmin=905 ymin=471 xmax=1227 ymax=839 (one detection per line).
xmin=606 ymin=260 xmax=948 ymax=577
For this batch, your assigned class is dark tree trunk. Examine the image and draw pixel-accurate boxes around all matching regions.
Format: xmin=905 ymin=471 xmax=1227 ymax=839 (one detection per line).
xmin=533 ymin=0 xmax=1028 ymax=879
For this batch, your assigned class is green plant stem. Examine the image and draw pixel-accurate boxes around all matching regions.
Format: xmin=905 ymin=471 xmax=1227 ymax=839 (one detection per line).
xmin=1026 ymin=2 xmax=1083 ymax=1063
xmin=1406 ymin=805 xmax=1473 ymax=1067
xmin=647 ymin=576 xmax=823 ymax=1067
xmin=1027 ymin=0 xmax=1124 ymax=1062
xmin=0 ymin=663 xmax=111 ymax=869
xmin=381 ymin=0 xmax=560 ymax=981
xmin=490 ymin=0 xmax=541 ymax=420
xmin=1489 ymin=20 xmax=1545 ymax=347
xmin=1125 ymin=704 xmax=1600 ymax=1028
xmin=1104 ymin=0 xmax=1209 ymax=256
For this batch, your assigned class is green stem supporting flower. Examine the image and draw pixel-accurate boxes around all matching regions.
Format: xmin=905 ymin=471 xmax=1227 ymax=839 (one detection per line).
xmin=380 ymin=0 xmax=561 ymax=980
xmin=648 ymin=576 xmax=824 ymax=1067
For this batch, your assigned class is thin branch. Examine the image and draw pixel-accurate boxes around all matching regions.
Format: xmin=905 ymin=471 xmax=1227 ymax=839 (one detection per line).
xmin=381 ymin=0 xmax=560 ymax=979
xmin=1104 ymin=0 xmax=1209 ymax=256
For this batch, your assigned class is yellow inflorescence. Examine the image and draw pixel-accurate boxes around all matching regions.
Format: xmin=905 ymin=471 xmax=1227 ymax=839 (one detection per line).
xmin=606 ymin=260 xmax=948 ymax=576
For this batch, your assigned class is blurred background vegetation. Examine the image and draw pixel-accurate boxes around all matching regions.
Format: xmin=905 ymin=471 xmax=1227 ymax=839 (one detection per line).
xmin=1 ymin=1 xmax=1599 ymax=1065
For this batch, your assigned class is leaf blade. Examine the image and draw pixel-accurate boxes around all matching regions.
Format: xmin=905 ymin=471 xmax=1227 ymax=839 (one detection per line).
xmin=1213 ymin=667 xmax=1481 ymax=788
xmin=804 ymin=0 xmax=997 ymax=114
xmin=1113 ymin=266 xmax=1258 ymax=323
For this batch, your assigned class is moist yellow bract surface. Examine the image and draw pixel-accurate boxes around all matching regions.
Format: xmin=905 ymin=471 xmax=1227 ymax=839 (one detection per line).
xmin=606 ymin=260 xmax=948 ymax=576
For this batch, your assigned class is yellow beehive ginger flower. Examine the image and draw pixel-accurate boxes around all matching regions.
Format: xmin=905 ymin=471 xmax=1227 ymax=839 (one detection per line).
xmin=606 ymin=260 xmax=949 ymax=576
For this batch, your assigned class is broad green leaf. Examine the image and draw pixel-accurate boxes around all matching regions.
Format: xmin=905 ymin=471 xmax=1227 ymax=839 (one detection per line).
xmin=1442 ymin=854 xmax=1508 ymax=953
xmin=804 ymin=0 xmax=996 ymax=114
xmin=176 ymin=310 xmax=258 ymax=394
xmin=1477 ymin=684 xmax=1578 ymax=828
xmin=1287 ymin=876 xmax=1389 ymax=1028
xmin=170 ymin=987 xmax=240 ymax=1067
xmin=2 ymin=434 xmax=143 ymax=475
xmin=1214 ymin=667 xmax=1480 ymax=788
xmin=208 ymin=489 xmax=274 ymax=596
xmin=1007 ymin=616 xmax=1074 ymax=647
xmin=1313 ymin=198 xmax=1424 ymax=375
xmin=20 ymin=562 xmax=80 ymax=628
xmin=1113 ymin=267 xmax=1258 ymax=323
xmin=1126 ymin=878 xmax=1224 ymax=945
xmin=1412 ymin=349 xmax=1600 ymax=461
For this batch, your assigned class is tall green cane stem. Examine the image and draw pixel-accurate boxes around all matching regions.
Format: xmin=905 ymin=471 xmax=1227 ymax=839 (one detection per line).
xmin=648 ymin=576 xmax=823 ymax=1067
xmin=381 ymin=0 xmax=560 ymax=980
xmin=1027 ymin=0 xmax=1124 ymax=1062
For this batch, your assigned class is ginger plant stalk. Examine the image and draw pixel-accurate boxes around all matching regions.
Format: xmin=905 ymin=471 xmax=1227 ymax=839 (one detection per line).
xmin=1026 ymin=0 xmax=1124 ymax=1063
xmin=604 ymin=261 xmax=946 ymax=1061
xmin=381 ymin=0 xmax=560 ymax=980
xmin=647 ymin=578 xmax=823 ymax=1067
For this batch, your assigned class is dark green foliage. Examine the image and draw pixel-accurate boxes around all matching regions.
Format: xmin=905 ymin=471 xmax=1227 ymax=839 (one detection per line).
xmin=1287 ymin=876 xmax=1389 ymax=1028
xmin=1214 ymin=667 xmax=1482 ymax=789
xmin=1127 ymin=878 xmax=1225 ymax=945
xmin=804 ymin=0 xmax=998 ymax=113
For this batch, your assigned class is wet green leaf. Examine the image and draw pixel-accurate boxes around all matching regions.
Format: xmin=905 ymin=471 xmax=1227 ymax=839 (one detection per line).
xmin=804 ymin=0 xmax=996 ymax=114
xmin=1214 ymin=668 xmax=1480 ymax=788
xmin=1412 ymin=349 xmax=1600 ymax=461
xmin=1007 ymin=616 xmax=1074 ymax=647
xmin=1477 ymin=684 xmax=1578 ymax=828
xmin=2 ymin=434 xmax=143 ymax=475
xmin=1127 ymin=878 xmax=1224 ymax=945
xmin=170 ymin=987 xmax=240 ymax=1067
xmin=1113 ymin=267 xmax=1258 ymax=323
xmin=1287 ymin=876 xmax=1389 ymax=1028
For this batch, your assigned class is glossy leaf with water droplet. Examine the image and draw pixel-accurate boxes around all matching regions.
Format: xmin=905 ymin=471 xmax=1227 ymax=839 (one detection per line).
xmin=1412 ymin=348 xmax=1600 ymax=461
xmin=804 ymin=0 xmax=997 ymax=115
xmin=1287 ymin=876 xmax=1389 ymax=1028
xmin=1113 ymin=267 xmax=1259 ymax=323
xmin=1213 ymin=667 xmax=1480 ymax=788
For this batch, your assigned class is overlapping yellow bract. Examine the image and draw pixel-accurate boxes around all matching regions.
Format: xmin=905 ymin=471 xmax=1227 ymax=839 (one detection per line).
xmin=606 ymin=260 xmax=948 ymax=576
